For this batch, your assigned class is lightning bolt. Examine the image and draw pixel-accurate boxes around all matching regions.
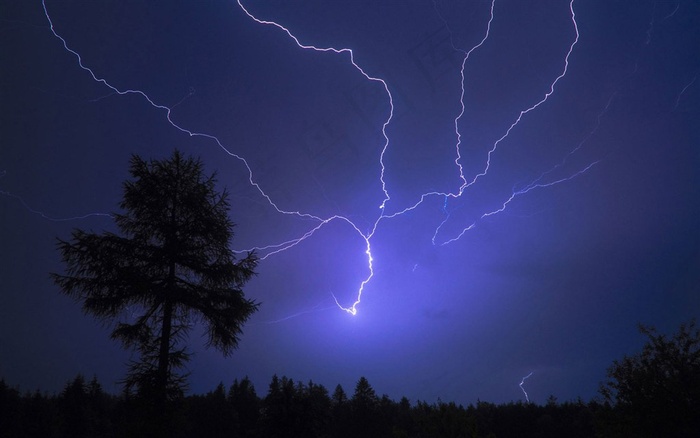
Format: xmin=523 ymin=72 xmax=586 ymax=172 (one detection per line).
xmin=257 ymin=299 xmax=337 ymax=325
xmin=234 ymin=0 xmax=395 ymax=212
xmin=0 ymin=186 xmax=112 ymax=222
xmin=664 ymin=3 xmax=680 ymax=21
xmin=519 ymin=371 xmax=533 ymax=403
xmin=33 ymin=0 xmax=601 ymax=319
xmin=1 ymin=168 xmax=111 ymax=221
xmin=674 ymin=75 xmax=698 ymax=111
xmin=236 ymin=0 xmax=593 ymax=316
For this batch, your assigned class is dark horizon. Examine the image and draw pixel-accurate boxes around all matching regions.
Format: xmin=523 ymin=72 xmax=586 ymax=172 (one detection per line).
xmin=0 ymin=373 xmax=609 ymax=437
xmin=1 ymin=0 xmax=698 ymax=407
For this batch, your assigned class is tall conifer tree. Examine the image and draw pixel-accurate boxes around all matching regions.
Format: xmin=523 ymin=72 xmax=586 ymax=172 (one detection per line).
xmin=53 ymin=150 xmax=259 ymax=404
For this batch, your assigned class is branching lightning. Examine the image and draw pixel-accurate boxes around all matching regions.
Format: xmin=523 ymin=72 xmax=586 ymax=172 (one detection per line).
xmin=29 ymin=0 xmax=604 ymax=319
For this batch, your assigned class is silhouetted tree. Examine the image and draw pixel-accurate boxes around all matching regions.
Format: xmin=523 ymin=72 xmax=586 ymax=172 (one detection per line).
xmin=0 ymin=379 xmax=22 ymax=437
xmin=352 ymin=376 xmax=377 ymax=407
xmin=52 ymin=151 xmax=258 ymax=415
xmin=228 ymin=377 xmax=260 ymax=437
xmin=298 ymin=380 xmax=332 ymax=437
xmin=21 ymin=389 xmax=58 ymax=438
xmin=350 ymin=377 xmax=381 ymax=438
xmin=261 ymin=375 xmax=300 ymax=438
xmin=331 ymin=384 xmax=347 ymax=406
xmin=58 ymin=375 xmax=90 ymax=438
xmin=186 ymin=382 xmax=236 ymax=438
xmin=330 ymin=384 xmax=351 ymax=438
xmin=392 ymin=396 xmax=414 ymax=437
xmin=599 ymin=319 xmax=700 ymax=437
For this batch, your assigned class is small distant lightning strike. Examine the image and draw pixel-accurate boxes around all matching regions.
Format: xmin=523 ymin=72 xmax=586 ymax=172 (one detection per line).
xmin=0 ymin=188 xmax=112 ymax=222
xmin=2 ymin=169 xmax=111 ymax=221
xmin=36 ymin=0 xmax=598 ymax=318
xmin=519 ymin=372 xmax=534 ymax=403
xmin=645 ymin=2 xmax=656 ymax=45
xmin=664 ymin=3 xmax=680 ymax=21
xmin=258 ymin=299 xmax=337 ymax=324
xmin=673 ymin=75 xmax=697 ymax=111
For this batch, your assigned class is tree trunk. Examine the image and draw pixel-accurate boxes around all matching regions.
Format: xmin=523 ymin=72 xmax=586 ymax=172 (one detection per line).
xmin=156 ymin=298 xmax=173 ymax=405
xmin=157 ymin=172 xmax=178 ymax=406
xmin=153 ymin=294 xmax=173 ymax=438
xmin=155 ymin=161 xmax=178 ymax=436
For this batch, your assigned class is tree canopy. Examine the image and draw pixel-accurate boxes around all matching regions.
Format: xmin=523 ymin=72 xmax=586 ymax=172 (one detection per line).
xmin=599 ymin=319 xmax=700 ymax=437
xmin=52 ymin=150 xmax=259 ymax=404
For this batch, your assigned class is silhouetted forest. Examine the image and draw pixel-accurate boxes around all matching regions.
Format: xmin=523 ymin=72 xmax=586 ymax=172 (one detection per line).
xmin=0 ymin=373 xmax=622 ymax=438
xmin=5 ymin=323 xmax=696 ymax=438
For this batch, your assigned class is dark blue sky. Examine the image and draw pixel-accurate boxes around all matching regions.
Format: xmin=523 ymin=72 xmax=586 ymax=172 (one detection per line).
xmin=1 ymin=0 xmax=699 ymax=405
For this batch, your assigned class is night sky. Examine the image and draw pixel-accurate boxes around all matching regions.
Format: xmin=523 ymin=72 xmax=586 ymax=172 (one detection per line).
xmin=1 ymin=1 xmax=699 ymax=405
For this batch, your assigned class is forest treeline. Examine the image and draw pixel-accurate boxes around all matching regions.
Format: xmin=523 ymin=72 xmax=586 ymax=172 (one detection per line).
xmin=0 ymin=373 xmax=619 ymax=438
